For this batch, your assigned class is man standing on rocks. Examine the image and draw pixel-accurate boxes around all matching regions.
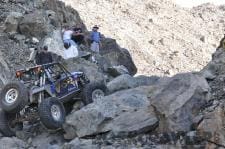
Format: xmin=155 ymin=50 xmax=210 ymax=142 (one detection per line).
xmin=63 ymin=26 xmax=77 ymax=48
xmin=35 ymin=46 xmax=53 ymax=65
xmin=90 ymin=25 xmax=102 ymax=53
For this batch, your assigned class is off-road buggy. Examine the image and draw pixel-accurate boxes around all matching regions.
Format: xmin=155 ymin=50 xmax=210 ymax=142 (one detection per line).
xmin=0 ymin=62 xmax=107 ymax=136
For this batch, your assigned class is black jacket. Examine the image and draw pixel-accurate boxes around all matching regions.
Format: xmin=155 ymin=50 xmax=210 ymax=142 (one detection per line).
xmin=35 ymin=51 xmax=53 ymax=65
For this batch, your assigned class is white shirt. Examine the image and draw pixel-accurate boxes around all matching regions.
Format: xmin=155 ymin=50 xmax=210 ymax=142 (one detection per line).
xmin=63 ymin=30 xmax=73 ymax=40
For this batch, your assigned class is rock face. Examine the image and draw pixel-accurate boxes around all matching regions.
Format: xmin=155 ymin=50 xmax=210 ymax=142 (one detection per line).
xmin=1 ymin=0 xmax=225 ymax=148
xmin=197 ymin=103 xmax=225 ymax=148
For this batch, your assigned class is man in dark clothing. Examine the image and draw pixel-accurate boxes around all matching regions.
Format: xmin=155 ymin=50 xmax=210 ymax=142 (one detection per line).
xmin=71 ymin=27 xmax=85 ymax=45
xmin=35 ymin=46 xmax=53 ymax=65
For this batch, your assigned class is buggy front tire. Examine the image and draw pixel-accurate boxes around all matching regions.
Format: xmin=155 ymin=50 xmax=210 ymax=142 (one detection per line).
xmin=0 ymin=81 xmax=28 ymax=113
xmin=83 ymin=81 xmax=107 ymax=105
xmin=38 ymin=97 xmax=65 ymax=129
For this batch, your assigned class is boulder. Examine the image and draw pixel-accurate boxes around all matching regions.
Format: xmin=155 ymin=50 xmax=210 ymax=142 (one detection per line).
xmin=63 ymin=86 xmax=158 ymax=139
xmin=19 ymin=10 xmax=53 ymax=38
xmin=107 ymin=65 xmax=129 ymax=77
xmin=101 ymin=38 xmax=137 ymax=75
xmin=150 ymin=73 xmax=210 ymax=132
xmin=4 ymin=12 xmax=23 ymax=33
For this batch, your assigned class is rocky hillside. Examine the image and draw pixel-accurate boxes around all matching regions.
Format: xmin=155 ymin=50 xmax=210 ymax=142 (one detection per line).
xmin=0 ymin=0 xmax=225 ymax=149
xmin=62 ymin=0 xmax=225 ymax=76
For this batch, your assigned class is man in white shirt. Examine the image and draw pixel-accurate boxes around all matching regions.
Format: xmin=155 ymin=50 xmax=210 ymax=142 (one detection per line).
xmin=62 ymin=26 xmax=77 ymax=47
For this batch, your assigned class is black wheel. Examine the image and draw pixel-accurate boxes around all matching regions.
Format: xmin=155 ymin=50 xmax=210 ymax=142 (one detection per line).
xmin=38 ymin=97 xmax=65 ymax=129
xmin=0 ymin=109 xmax=23 ymax=137
xmin=0 ymin=81 xmax=28 ymax=113
xmin=83 ymin=82 xmax=107 ymax=105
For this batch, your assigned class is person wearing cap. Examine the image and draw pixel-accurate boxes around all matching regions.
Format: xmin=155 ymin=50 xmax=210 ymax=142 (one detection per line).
xmin=35 ymin=46 xmax=53 ymax=65
xmin=90 ymin=25 xmax=102 ymax=53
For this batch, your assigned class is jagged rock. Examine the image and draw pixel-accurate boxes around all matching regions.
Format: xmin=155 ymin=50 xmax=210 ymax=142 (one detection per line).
xmin=150 ymin=73 xmax=210 ymax=132
xmin=107 ymin=65 xmax=129 ymax=77
xmin=4 ymin=12 xmax=23 ymax=33
xmin=107 ymin=74 xmax=162 ymax=93
xmin=101 ymin=38 xmax=137 ymax=75
xmin=63 ymin=86 xmax=157 ymax=139
xmin=0 ymin=137 xmax=27 ymax=149
xmin=197 ymin=103 xmax=225 ymax=148
xmin=19 ymin=10 xmax=53 ymax=38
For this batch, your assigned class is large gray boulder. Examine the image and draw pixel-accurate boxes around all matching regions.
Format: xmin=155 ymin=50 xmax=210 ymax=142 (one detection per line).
xmin=150 ymin=73 xmax=210 ymax=132
xmin=19 ymin=10 xmax=53 ymax=38
xmin=4 ymin=12 xmax=23 ymax=33
xmin=63 ymin=86 xmax=158 ymax=139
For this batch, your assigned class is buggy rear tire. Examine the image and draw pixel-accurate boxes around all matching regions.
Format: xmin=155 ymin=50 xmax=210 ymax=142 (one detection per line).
xmin=38 ymin=97 xmax=65 ymax=129
xmin=0 ymin=109 xmax=16 ymax=137
xmin=82 ymin=81 xmax=107 ymax=105
xmin=0 ymin=81 xmax=28 ymax=113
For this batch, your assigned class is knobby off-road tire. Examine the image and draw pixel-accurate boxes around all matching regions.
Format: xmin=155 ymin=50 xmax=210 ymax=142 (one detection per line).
xmin=0 ymin=81 xmax=28 ymax=113
xmin=38 ymin=97 xmax=65 ymax=129
xmin=82 ymin=81 xmax=107 ymax=105
xmin=0 ymin=109 xmax=19 ymax=137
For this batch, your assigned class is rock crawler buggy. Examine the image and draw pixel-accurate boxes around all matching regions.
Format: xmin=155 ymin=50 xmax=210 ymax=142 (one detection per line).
xmin=0 ymin=62 xmax=107 ymax=136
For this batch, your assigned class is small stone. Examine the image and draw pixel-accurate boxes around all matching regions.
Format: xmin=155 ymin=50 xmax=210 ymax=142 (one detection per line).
xmin=200 ymin=36 xmax=205 ymax=42
xmin=32 ymin=37 xmax=39 ymax=44
xmin=28 ymin=138 xmax=32 ymax=145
